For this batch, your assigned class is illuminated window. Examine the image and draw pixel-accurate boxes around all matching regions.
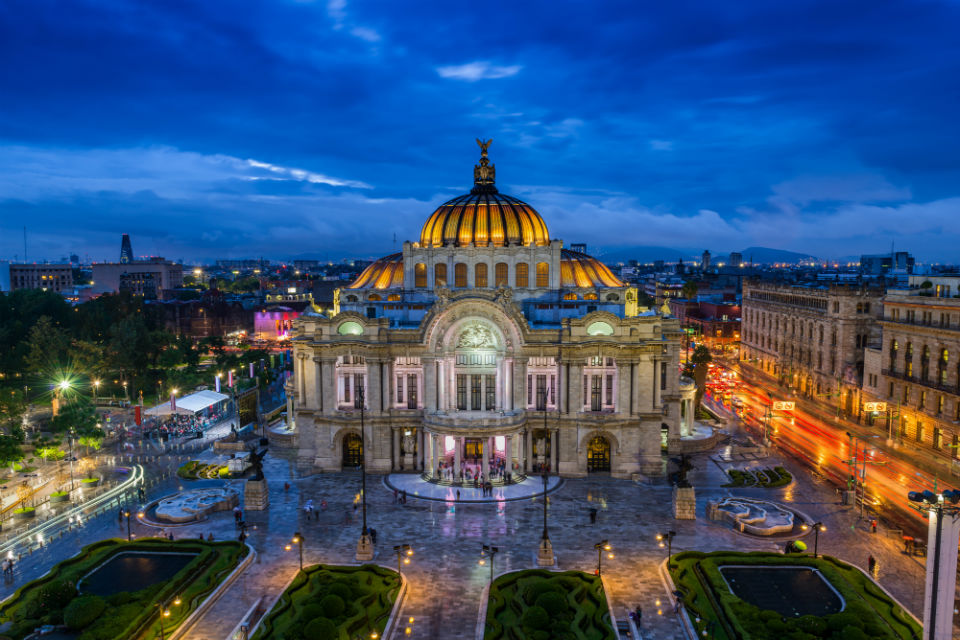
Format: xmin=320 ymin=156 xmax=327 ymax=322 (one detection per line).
xmin=454 ymin=263 xmax=467 ymax=288
xmin=564 ymin=293 xmax=578 ymax=300
xmin=414 ymin=263 xmax=427 ymax=288
xmin=368 ymin=294 xmax=381 ymax=301
xmin=495 ymin=262 xmax=508 ymax=287
xmin=387 ymin=294 xmax=401 ymax=301
xmin=337 ymin=321 xmax=363 ymax=336
xmin=536 ymin=262 xmax=549 ymax=288
xmin=584 ymin=293 xmax=598 ymax=300
xmin=434 ymin=263 xmax=447 ymax=287
xmin=475 ymin=263 xmax=488 ymax=288
xmin=515 ymin=263 xmax=529 ymax=288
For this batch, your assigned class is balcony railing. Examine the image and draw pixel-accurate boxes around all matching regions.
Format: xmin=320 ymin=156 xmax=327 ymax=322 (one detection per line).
xmin=882 ymin=369 xmax=958 ymax=395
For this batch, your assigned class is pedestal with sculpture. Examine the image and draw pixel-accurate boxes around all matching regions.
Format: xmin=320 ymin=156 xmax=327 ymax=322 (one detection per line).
xmin=535 ymin=472 xmax=555 ymax=566
xmin=244 ymin=448 xmax=270 ymax=511
xmin=671 ymin=454 xmax=696 ymax=520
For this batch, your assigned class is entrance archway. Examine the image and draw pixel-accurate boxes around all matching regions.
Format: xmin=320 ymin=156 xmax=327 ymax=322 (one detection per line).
xmin=343 ymin=433 xmax=362 ymax=468
xmin=586 ymin=436 xmax=611 ymax=472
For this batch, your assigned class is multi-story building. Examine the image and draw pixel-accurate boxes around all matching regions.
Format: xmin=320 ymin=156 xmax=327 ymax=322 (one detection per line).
xmin=290 ymin=143 xmax=695 ymax=478
xmin=729 ymin=252 xmax=743 ymax=268
xmin=8 ymin=263 xmax=74 ymax=293
xmin=862 ymin=276 xmax=960 ymax=455
xmin=91 ymin=259 xmax=183 ymax=300
xmin=740 ymin=281 xmax=882 ymax=415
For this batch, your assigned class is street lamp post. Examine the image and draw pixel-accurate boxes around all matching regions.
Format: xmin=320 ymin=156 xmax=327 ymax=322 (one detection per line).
xmin=356 ymin=386 xmax=373 ymax=561
xmin=657 ymin=531 xmax=676 ymax=565
xmin=154 ymin=594 xmax=181 ymax=640
xmin=92 ymin=380 xmax=100 ymax=405
xmin=536 ymin=389 xmax=555 ymax=566
xmin=124 ymin=509 xmax=132 ymax=541
xmin=286 ymin=532 xmax=304 ymax=571
xmin=479 ymin=544 xmax=498 ymax=584
xmin=393 ymin=544 xmax=413 ymax=576
xmin=594 ymin=540 xmax=612 ymax=575
xmin=801 ymin=521 xmax=826 ymax=557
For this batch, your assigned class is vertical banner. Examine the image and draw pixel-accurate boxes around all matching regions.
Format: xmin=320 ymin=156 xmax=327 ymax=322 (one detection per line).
xmin=170 ymin=392 xmax=176 ymax=413
xmin=215 ymin=375 xmax=221 ymax=393
xmin=228 ymin=370 xmax=234 ymax=388
xmin=250 ymin=362 xmax=255 ymax=378
xmin=135 ymin=405 xmax=142 ymax=426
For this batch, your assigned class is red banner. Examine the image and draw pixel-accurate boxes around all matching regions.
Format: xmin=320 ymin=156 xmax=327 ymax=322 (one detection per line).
xmin=135 ymin=405 xmax=142 ymax=426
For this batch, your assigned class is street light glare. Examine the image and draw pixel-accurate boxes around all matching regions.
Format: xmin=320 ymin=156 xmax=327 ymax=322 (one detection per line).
xmin=58 ymin=380 xmax=70 ymax=390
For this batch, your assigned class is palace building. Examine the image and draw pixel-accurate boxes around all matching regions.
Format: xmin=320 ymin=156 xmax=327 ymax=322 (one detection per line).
xmin=288 ymin=141 xmax=694 ymax=479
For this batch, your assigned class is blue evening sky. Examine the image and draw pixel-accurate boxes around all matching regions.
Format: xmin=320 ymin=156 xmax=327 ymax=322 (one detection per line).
xmin=1 ymin=0 xmax=958 ymax=263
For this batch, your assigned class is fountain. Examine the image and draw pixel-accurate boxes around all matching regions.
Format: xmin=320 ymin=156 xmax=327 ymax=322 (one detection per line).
xmin=152 ymin=486 xmax=239 ymax=524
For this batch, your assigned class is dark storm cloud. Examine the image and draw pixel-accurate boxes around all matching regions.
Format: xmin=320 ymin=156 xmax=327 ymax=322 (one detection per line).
xmin=0 ymin=0 xmax=958 ymax=262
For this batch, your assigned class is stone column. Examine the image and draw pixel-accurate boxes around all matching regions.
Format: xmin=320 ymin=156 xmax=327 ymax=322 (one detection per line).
xmin=513 ymin=357 xmax=528 ymax=412
xmin=481 ymin=436 xmax=490 ymax=481
xmin=296 ymin=354 xmax=307 ymax=406
xmin=556 ymin=359 xmax=566 ymax=413
xmin=285 ymin=393 xmax=295 ymax=428
xmin=550 ymin=429 xmax=558 ymax=473
xmin=454 ymin=436 xmax=462 ymax=483
xmin=392 ymin=428 xmax=401 ymax=471
xmin=569 ymin=361 xmax=584 ymax=413
xmin=525 ymin=429 xmax=533 ymax=473
xmin=495 ymin=359 xmax=503 ymax=410
xmin=367 ymin=358 xmax=382 ymax=415
xmin=437 ymin=359 xmax=446 ymax=411
xmin=417 ymin=428 xmax=424 ymax=471
xmin=321 ymin=357 xmax=337 ymax=416
xmin=505 ymin=434 xmax=513 ymax=474
xmin=423 ymin=357 xmax=437 ymax=411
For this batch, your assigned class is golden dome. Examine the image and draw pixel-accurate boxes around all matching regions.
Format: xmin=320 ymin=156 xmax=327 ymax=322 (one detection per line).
xmin=419 ymin=139 xmax=549 ymax=248
xmin=346 ymin=253 xmax=403 ymax=289
xmin=561 ymin=250 xmax=624 ymax=288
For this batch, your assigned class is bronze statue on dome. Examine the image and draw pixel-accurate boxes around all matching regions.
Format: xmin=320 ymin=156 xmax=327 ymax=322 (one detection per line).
xmin=476 ymin=138 xmax=493 ymax=157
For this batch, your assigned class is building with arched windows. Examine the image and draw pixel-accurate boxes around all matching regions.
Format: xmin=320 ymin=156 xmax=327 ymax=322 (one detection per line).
xmin=288 ymin=142 xmax=696 ymax=479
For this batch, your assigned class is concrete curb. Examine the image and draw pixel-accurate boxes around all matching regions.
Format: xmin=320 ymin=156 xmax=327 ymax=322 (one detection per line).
xmin=657 ymin=557 xmax=696 ymax=640
xmin=171 ymin=542 xmax=255 ymax=640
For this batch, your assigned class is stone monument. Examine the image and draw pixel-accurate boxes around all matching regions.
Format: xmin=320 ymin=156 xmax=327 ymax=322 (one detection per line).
xmin=355 ymin=532 xmax=374 ymax=561
xmin=537 ymin=536 xmax=555 ymax=566
xmin=672 ymin=454 xmax=697 ymax=520
xmin=244 ymin=447 xmax=270 ymax=511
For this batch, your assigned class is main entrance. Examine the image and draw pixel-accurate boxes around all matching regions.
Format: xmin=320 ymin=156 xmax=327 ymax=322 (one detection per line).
xmin=343 ymin=433 xmax=362 ymax=467
xmin=464 ymin=438 xmax=484 ymax=461
xmin=586 ymin=436 xmax=611 ymax=472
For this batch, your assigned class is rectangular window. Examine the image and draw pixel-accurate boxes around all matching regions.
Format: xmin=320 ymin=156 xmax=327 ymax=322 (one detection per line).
xmin=407 ymin=374 xmax=418 ymax=409
xmin=549 ymin=375 xmax=556 ymax=405
xmin=934 ymin=428 xmax=942 ymax=450
xmin=605 ymin=374 xmax=614 ymax=406
xmin=475 ymin=263 xmax=488 ymax=288
xmin=583 ymin=375 xmax=588 ymax=407
xmin=354 ymin=374 xmax=365 ymax=409
xmin=457 ymin=374 xmax=467 ymax=410
xmin=660 ymin=362 xmax=667 ymax=390
xmin=454 ymin=263 xmax=467 ymax=288
xmin=536 ymin=262 xmax=549 ymax=287
xmin=485 ymin=374 xmax=496 ymax=410
xmin=591 ymin=375 xmax=602 ymax=411
xmin=414 ymin=263 xmax=427 ymax=288
xmin=916 ymin=421 xmax=923 ymax=443
xmin=527 ymin=374 xmax=533 ymax=406
xmin=495 ymin=262 xmax=508 ymax=287
xmin=515 ymin=263 xmax=529 ymax=288
xmin=343 ymin=375 xmax=351 ymax=404
xmin=953 ymin=433 xmax=959 ymax=458
xmin=396 ymin=376 xmax=404 ymax=404
xmin=535 ymin=375 xmax=547 ymax=410
xmin=471 ymin=375 xmax=482 ymax=411
xmin=435 ymin=263 xmax=448 ymax=287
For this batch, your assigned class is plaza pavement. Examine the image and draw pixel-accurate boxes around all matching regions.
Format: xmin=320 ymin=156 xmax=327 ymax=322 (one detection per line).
xmin=0 ymin=427 xmax=937 ymax=640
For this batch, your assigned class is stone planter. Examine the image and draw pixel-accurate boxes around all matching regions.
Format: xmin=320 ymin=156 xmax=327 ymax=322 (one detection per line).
xmin=50 ymin=491 xmax=71 ymax=503
xmin=14 ymin=508 xmax=36 ymax=520
xmin=81 ymin=478 xmax=100 ymax=487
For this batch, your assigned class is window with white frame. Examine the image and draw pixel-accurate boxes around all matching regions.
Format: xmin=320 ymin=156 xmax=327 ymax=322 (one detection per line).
xmin=393 ymin=357 xmax=421 ymax=410
xmin=337 ymin=355 xmax=366 ymax=408
xmin=583 ymin=356 xmax=617 ymax=412
xmin=526 ymin=357 xmax=558 ymax=410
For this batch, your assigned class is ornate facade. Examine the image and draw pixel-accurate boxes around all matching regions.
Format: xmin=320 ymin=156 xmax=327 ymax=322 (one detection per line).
xmin=289 ymin=142 xmax=690 ymax=478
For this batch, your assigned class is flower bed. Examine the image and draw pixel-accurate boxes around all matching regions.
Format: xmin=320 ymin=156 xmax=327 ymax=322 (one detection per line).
xmin=723 ymin=466 xmax=792 ymax=488
xmin=177 ymin=460 xmax=229 ymax=479
xmin=252 ymin=564 xmax=400 ymax=640
xmin=0 ymin=538 xmax=247 ymax=640
xmin=484 ymin=569 xmax=617 ymax=640
xmin=668 ymin=550 xmax=920 ymax=640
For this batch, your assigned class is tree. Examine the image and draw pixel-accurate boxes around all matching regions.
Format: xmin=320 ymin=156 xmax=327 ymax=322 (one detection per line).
xmin=681 ymin=280 xmax=698 ymax=301
xmin=25 ymin=316 xmax=71 ymax=375
xmin=50 ymin=396 xmax=98 ymax=436
xmin=0 ymin=393 xmax=26 ymax=467
xmin=690 ymin=344 xmax=713 ymax=409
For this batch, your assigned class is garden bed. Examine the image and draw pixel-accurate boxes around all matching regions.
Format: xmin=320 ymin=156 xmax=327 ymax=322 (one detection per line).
xmin=723 ymin=466 xmax=792 ymax=488
xmin=252 ymin=564 xmax=400 ymax=640
xmin=668 ymin=550 xmax=921 ymax=640
xmin=0 ymin=538 xmax=247 ymax=640
xmin=484 ymin=569 xmax=617 ymax=640
xmin=177 ymin=460 xmax=229 ymax=480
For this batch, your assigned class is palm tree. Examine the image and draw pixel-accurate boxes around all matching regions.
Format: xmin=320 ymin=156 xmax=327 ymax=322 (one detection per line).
xmin=690 ymin=345 xmax=713 ymax=409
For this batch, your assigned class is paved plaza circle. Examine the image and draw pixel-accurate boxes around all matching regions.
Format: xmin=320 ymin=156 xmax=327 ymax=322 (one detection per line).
xmin=383 ymin=473 xmax=564 ymax=502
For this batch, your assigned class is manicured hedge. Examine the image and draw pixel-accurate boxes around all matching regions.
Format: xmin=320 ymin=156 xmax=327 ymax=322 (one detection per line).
xmin=484 ymin=569 xmax=617 ymax=640
xmin=669 ymin=550 xmax=921 ymax=640
xmin=723 ymin=466 xmax=792 ymax=488
xmin=0 ymin=538 xmax=247 ymax=640
xmin=177 ymin=460 xmax=229 ymax=479
xmin=252 ymin=564 xmax=400 ymax=640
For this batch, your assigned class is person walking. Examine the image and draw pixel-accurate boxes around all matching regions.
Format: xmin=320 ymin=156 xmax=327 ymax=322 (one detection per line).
xmin=871 ymin=519 xmax=878 ymax=534
xmin=868 ymin=555 xmax=876 ymax=574
xmin=456 ymin=489 xmax=461 ymax=502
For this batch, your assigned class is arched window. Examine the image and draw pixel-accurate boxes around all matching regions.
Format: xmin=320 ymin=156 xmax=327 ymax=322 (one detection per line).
xmin=387 ymin=294 xmax=401 ymax=301
xmin=515 ymin=263 xmax=529 ymax=288
xmin=584 ymin=292 xmax=598 ymax=300
xmin=563 ymin=292 xmax=578 ymax=300
xmin=536 ymin=262 xmax=549 ymax=287
xmin=434 ymin=263 xmax=447 ymax=287
xmin=475 ymin=263 xmax=488 ymax=288
xmin=454 ymin=263 xmax=467 ymax=288
xmin=414 ymin=263 xmax=427 ymax=288
xmin=494 ymin=262 xmax=508 ymax=287
xmin=605 ymin=293 xmax=619 ymax=301
xmin=368 ymin=294 xmax=381 ymax=301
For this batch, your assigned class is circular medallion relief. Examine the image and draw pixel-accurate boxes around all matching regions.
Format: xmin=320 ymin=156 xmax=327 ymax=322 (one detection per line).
xmin=337 ymin=321 xmax=363 ymax=336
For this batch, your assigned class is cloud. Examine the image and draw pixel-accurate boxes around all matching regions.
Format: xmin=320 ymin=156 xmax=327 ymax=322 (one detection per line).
xmin=649 ymin=140 xmax=674 ymax=151
xmin=349 ymin=26 xmax=380 ymax=42
xmin=327 ymin=0 xmax=347 ymax=27
xmin=771 ymin=174 xmax=911 ymax=205
xmin=436 ymin=62 xmax=523 ymax=81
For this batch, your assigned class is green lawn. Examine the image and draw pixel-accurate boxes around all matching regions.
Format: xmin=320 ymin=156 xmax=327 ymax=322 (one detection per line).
xmin=252 ymin=564 xmax=401 ymax=640
xmin=669 ymin=551 xmax=921 ymax=640
xmin=0 ymin=538 xmax=247 ymax=640
xmin=484 ymin=569 xmax=617 ymax=640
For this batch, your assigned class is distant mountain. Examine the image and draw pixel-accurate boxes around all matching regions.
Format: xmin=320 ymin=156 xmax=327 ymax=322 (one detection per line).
xmin=731 ymin=246 xmax=819 ymax=264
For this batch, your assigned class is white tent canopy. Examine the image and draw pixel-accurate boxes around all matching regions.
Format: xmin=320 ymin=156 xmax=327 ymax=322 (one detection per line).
xmin=144 ymin=390 xmax=230 ymax=417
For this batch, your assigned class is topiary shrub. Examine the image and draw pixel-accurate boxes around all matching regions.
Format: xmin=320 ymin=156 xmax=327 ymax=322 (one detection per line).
xmin=328 ymin=581 xmax=353 ymax=601
xmin=64 ymin=595 xmax=107 ymax=630
xmin=523 ymin=579 xmax=561 ymax=605
xmin=303 ymin=617 xmax=337 ymax=638
xmin=299 ymin=603 xmax=324 ymax=622
xmin=521 ymin=605 xmax=549 ymax=630
xmin=319 ymin=594 xmax=345 ymax=619
xmin=795 ymin=614 xmax=827 ymax=635
xmin=38 ymin=579 xmax=76 ymax=610
xmin=534 ymin=591 xmax=567 ymax=617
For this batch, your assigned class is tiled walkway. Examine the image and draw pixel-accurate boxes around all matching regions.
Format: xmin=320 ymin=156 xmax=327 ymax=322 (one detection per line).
xmin=0 ymin=430 xmax=935 ymax=640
